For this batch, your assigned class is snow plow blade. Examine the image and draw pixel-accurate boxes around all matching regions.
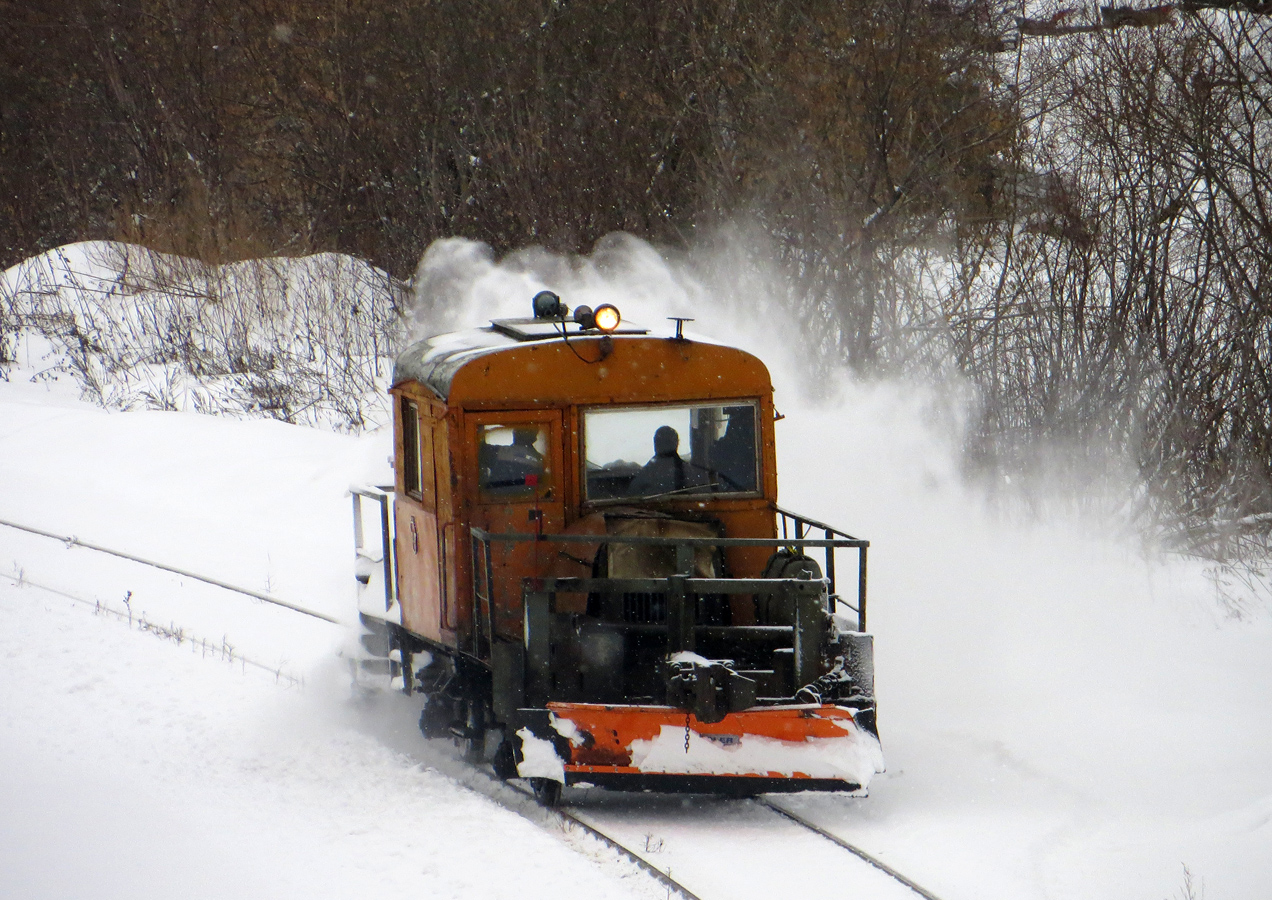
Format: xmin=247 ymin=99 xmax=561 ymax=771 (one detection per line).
xmin=532 ymin=701 xmax=884 ymax=793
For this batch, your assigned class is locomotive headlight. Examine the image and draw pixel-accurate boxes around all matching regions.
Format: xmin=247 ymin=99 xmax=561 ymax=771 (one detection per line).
xmin=533 ymin=290 xmax=565 ymax=319
xmin=593 ymin=303 xmax=621 ymax=332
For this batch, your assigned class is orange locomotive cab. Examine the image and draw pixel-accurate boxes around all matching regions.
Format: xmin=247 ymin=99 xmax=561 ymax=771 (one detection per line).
xmin=370 ymin=294 xmax=882 ymax=804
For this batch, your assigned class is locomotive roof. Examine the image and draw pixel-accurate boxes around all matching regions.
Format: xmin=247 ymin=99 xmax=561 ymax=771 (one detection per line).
xmin=393 ymin=325 xmax=521 ymax=400
xmin=393 ymin=319 xmax=770 ymax=403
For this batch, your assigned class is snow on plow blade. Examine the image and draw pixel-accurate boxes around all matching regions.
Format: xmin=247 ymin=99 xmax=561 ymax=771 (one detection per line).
xmin=542 ymin=702 xmax=884 ymax=794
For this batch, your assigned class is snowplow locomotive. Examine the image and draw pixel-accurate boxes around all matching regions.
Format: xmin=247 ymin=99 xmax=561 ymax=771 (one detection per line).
xmin=356 ymin=293 xmax=883 ymax=805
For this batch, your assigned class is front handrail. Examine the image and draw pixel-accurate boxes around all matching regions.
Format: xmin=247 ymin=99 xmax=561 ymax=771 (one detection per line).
xmin=774 ymin=505 xmax=861 ymax=541
xmin=468 ymin=528 xmax=867 ymax=549
xmin=773 ymin=506 xmax=867 ymax=631
xmin=468 ymin=524 xmax=869 ymax=628
xmin=470 ymin=530 xmax=498 ymax=657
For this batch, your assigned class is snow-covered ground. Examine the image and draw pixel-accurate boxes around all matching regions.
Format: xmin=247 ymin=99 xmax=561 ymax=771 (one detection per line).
xmin=777 ymin=387 xmax=1272 ymax=899
xmin=3 ymin=240 xmax=1271 ymax=900
xmin=0 ymin=373 xmax=670 ymax=900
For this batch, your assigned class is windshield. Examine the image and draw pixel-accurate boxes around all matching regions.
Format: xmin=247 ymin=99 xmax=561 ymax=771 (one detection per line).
xmin=582 ymin=402 xmax=759 ymax=501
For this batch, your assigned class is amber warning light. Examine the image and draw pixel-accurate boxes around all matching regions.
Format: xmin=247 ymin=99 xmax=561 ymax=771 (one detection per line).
xmin=593 ymin=304 xmax=621 ymax=331
xmin=570 ymin=303 xmax=622 ymax=332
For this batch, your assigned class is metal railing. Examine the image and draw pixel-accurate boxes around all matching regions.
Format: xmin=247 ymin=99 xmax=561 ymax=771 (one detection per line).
xmin=517 ymin=572 xmax=833 ymax=703
xmin=775 ymin=505 xmax=868 ymax=626
xmin=351 ymin=485 xmax=395 ymax=611
xmin=468 ymin=521 xmax=870 ymax=650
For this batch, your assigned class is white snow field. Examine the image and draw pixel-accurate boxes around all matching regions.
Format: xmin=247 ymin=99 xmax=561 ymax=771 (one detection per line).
xmin=0 ymin=376 xmax=663 ymax=900
xmin=3 ymin=239 xmax=1271 ymax=900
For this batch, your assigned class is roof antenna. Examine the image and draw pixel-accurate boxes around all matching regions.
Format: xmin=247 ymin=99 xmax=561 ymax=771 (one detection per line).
xmin=668 ymin=317 xmax=694 ymax=341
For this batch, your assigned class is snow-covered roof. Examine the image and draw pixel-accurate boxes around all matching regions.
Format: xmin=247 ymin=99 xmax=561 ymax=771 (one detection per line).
xmin=393 ymin=327 xmax=517 ymax=400
xmin=393 ymin=318 xmax=650 ymax=400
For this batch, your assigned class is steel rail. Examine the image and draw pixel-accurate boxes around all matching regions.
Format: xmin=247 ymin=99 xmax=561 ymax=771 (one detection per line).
xmin=502 ymin=780 xmax=945 ymax=900
xmin=755 ymin=798 xmax=947 ymax=900
xmin=0 ymin=516 xmax=342 ymax=624
xmin=505 ymin=783 xmax=705 ymax=900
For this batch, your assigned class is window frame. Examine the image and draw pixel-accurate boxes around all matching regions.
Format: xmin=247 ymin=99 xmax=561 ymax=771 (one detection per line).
xmin=579 ymin=399 xmax=763 ymax=505
xmin=464 ymin=409 xmax=563 ymax=506
xmin=475 ymin=422 xmax=553 ymax=501
xmin=401 ymin=398 xmax=423 ymax=500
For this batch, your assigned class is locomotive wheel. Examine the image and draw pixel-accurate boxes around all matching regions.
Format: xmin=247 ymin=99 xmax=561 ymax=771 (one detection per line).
xmin=457 ymin=731 xmax=485 ymax=763
xmin=400 ymin=648 xmax=414 ymax=696
xmin=456 ymin=699 xmax=487 ymax=762
xmin=492 ymin=738 xmax=519 ymax=781
xmin=418 ymin=696 xmax=453 ymax=739
xmin=530 ymin=777 xmax=562 ymax=808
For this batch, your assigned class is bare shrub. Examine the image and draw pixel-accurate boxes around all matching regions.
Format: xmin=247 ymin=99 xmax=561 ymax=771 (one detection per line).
xmin=2 ymin=242 xmax=406 ymax=432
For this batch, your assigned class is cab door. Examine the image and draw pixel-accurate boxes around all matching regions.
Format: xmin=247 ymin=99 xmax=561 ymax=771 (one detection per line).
xmin=394 ymin=394 xmax=447 ymax=643
xmin=465 ymin=410 xmax=565 ymax=642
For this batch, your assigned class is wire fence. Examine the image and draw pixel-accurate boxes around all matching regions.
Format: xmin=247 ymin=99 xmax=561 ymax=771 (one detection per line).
xmin=2 ymin=570 xmax=307 ymax=688
xmin=0 ymin=515 xmax=341 ymax=624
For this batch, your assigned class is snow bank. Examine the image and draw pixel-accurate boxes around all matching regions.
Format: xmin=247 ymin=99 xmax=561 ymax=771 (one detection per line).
xmin=1 ymin=241 xmax=404 ymax=432
xmin=0 ymin=586 xmax=657 ymax=900
xmin=0 ymin=372 xmax=387 ymax=665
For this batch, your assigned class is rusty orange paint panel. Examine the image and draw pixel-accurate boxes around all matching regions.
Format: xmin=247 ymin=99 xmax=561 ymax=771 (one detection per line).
xmin=547 ymin=701 xmax=862 ymax=770
xmin=565 ymin=765 xmax=826 ymax=780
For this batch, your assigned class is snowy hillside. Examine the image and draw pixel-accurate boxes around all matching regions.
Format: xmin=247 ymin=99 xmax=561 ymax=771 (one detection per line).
xmin=1 ymin=242 xmax=403 ymax=432
xmin=2 ymin=242 xmax=1271 ymax=900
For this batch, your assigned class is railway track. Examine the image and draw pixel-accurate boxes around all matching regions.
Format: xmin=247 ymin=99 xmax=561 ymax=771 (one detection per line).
xmin=548 ymin=787 xmax=943 ymax=900
xmin=5 ymin=517 xmax=943 ymax=900
xmin=376 ymin=725 xmax=947 ymax=900
xmin=754 ymin=797 xmax=943 ymax=900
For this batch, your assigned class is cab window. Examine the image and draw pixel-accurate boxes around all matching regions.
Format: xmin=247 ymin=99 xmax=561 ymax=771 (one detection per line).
xmin=582 ymin=402 xmax=759 ymax=501
xmin=477 ymin=424 xmax=551 ymax=498
xmin=402 ymin=398 xmax=423 ymax=498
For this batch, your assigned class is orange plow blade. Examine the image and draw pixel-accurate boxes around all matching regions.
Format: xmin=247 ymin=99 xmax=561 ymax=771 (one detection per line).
xmin=544 ymin=702 xmax=884 ymax=794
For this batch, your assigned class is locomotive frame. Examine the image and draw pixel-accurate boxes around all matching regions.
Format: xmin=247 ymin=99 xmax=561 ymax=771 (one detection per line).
xmin=355 ymin=296 xmax=883 ymax=804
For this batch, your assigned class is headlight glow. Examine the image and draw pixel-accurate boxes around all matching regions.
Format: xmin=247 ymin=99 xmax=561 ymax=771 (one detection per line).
xmin=593 ymin=304 xmax=621 ymax=332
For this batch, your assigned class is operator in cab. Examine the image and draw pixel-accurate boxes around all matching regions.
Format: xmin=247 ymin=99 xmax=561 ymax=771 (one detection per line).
xmin=627 ymin=425 xmax=710 ymax=496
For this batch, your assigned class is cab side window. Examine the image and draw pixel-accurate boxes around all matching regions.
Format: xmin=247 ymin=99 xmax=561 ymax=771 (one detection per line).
xmin=402 ymin=399 xmax=422 ymax=498
xmin=477 ymin=424 xmax=550 ymax=498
